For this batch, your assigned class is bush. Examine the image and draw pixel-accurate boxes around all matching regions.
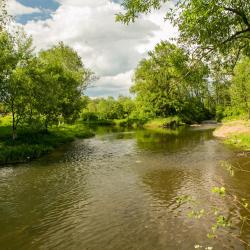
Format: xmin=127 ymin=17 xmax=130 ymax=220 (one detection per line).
xmin=144 ymin=116 xmax=185 ymax=128
xmin=81 ymin=111 xmax=99 ymax=122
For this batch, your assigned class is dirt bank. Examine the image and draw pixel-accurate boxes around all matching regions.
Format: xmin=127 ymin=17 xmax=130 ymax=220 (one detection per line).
xmin=213 ymin=120 xmax=250 ymax=138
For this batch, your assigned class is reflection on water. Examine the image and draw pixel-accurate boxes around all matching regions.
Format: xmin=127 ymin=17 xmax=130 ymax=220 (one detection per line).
xmin=0 ymin=125 xmax=250 ymax=249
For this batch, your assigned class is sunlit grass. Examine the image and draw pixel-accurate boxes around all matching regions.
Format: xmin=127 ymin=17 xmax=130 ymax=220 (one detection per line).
xmin=0 ymin=116 xmax=94 ymax=165
xmin=224 ymin=133 xmax=250 ymax=150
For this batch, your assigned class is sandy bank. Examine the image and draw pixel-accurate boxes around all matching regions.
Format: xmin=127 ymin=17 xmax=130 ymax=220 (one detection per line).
xmin=213 ymin=120 xmax=250 ymax=138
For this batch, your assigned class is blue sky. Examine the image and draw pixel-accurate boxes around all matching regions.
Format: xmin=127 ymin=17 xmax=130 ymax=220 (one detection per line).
xmin=9 ymin=0 xmax=177 ymax=97
xmin=15 ymin=0 xmax=122 ymax=24
xmin=15 ymin=0 xmax=60 ymax=24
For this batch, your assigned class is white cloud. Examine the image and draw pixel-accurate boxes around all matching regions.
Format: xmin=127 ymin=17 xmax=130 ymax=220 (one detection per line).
xmin=22 ymin=0 xmax=178 ymax=97
xmin=7 ymin=0 xmax=41 ymax=16
xmin=87 ymin=70 xmax=133 ymax=97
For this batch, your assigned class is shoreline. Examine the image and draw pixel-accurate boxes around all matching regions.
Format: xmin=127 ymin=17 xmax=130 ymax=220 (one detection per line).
xmin=213 ymin=120 xmax=250 ymax=150
xmin=0 ymin=124 xmax=94 ymax=166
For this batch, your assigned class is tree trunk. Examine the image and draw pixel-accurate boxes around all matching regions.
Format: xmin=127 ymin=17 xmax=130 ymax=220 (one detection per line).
xmin=44 ymin=120 xmax=48 ymax=133
xmin=11 ymin=103 xmax=17 ymax=141
xmin=12 ymin=126 xmax=17 ymax=141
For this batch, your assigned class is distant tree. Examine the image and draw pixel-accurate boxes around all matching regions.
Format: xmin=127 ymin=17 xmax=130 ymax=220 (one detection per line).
xmin=82 ymin=96 xmax=137 ymax=121
xmin=96 ymin=97 xmax=122 ymax=120
xmin=117 ymin=95 xmax=135 ymax=118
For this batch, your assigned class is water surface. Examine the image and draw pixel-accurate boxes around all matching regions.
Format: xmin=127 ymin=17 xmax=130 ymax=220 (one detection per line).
xmin=0 ymin=125 xmax=250 ymax=249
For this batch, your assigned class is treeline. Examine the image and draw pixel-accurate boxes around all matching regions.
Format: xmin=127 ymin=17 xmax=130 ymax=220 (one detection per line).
xmin=130 ymin=41 xmax=250 ymax=123
xmin=82 ymin=40 xmax=250 ymax=125
xmin=0 ymin=29 xmax=93 ymax=140
xmin=82 ymin=42 xmax=212 ymax=125
xmin=82 ymin=96 xmax=135 ymax=120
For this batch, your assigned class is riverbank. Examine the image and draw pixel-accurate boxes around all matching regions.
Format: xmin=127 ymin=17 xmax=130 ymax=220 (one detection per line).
xmin=144 ymin=116 xmax=185 ymax=128
xmin=213 ymin=120 xmax=250 ymax=150
xmin=0 ymin=118 xmax=94 ymax=165
xmin=82 ymin=116 xmax=185 ymax=129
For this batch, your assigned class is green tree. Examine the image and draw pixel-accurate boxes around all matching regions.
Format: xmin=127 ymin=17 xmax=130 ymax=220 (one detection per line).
xmin=34 ymin=43 xmax=94 ymax=130
xmin=130 ymin=41 xmax=209 ymax=122
xmin=96 ymin=97 xmax=123 ymax=120
xmin=0 ymin=31 xmax=34 ymax=139
xmin=230 ymin=57 xmax=250 ymax=118
xmin=117 ymin=95 xmax=135 ymax=118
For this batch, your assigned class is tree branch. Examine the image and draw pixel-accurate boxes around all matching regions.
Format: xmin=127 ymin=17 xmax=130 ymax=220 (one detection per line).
xmin=222 ymin=27 xmax=250 ymax=44
xmin=224 ymin=7 xmax=250 ymax=28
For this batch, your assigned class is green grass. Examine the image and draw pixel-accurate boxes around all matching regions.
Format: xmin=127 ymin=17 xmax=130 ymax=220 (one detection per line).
xmin=224 ymin=133 xmax=250 ymax=150
xmin=144 ymin=116 xmax=185 ymax=129
xmin=0 ymin=117 xmax=94 ymax=165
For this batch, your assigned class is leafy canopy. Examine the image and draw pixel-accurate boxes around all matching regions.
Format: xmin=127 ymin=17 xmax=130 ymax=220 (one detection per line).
xmin=130 ymin=41 xmax=209 ymax=122
xmin=117 ymin=0 xmax=250 ymax=57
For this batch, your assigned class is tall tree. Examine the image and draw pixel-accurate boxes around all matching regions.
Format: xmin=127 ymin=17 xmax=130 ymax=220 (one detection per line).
xmin=130 ymin=41 xmax=209 ymax=122
xmin=0 ymin=31 xmax=34 ymax=139
xmin=34 ymin=43 xmax=94 ymax=130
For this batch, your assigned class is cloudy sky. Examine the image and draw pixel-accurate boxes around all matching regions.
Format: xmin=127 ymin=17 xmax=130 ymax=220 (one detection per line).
xmin=7 ymin=0 xmax=178 ymax=97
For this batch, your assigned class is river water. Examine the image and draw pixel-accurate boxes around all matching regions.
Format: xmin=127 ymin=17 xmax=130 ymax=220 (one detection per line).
xmin=0 ymin=125 xmax=250 ymax=250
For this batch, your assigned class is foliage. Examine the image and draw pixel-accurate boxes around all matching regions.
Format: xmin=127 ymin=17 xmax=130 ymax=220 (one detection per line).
xmin=0 ymin=30 xmax=34 ymax=139
xmin=230 ymin=57 xmax=250 ymax=118
xmin=33 ymin=42 xmax=93 ymax=130
xmin=81 ymin=96 xmax=136 ymax=122
xmin=0 ymin=6 xmax=95 ymax=164
xmin=144 ymin=116 xmax=184 ymax=128
xmin=117 ymin=0 xmax=250 ymax=59
xmin=0 ymin=27 xmax=94 ymax=140
xmin=130 ymin=41 xmax=210 ymax=123
xmin=117 ymin=0 xmax=250 ymax=122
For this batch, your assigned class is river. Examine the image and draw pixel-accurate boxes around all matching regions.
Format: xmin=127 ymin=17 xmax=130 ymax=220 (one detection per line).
xmin=0 ymin=125 xmax=250 ymax=249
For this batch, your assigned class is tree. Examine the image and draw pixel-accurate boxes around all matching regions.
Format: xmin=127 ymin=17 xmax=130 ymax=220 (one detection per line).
xmin=130 ymin=41 xmax=209 ymax=122
xmin=117 ymin=0 xmax=250 ymax=59
xmin=34 ymin=43 xmax=94 ymax=130
xmin=230 ymin=57 xmax=250 ymax=118
xmin=117 ymin=95 xmax=135 ymax=118
xmin=96 ymin=97 xmax=123 ymax=120
xmin=0 ymin=30 xmax=34 ymax=139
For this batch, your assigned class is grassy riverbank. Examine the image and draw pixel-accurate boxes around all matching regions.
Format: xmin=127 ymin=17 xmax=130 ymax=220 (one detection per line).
xmin=213 ymin=120 xmax=250 ymax=150
xmin=0 ymin=117 xmax=94 ymax=165
xmin=82 ymin=116 xmax=185 ymax=129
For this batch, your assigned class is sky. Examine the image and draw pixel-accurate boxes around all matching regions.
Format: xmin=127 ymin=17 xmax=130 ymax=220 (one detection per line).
xmin=7 ymin=0 xmax=178 ymax=97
